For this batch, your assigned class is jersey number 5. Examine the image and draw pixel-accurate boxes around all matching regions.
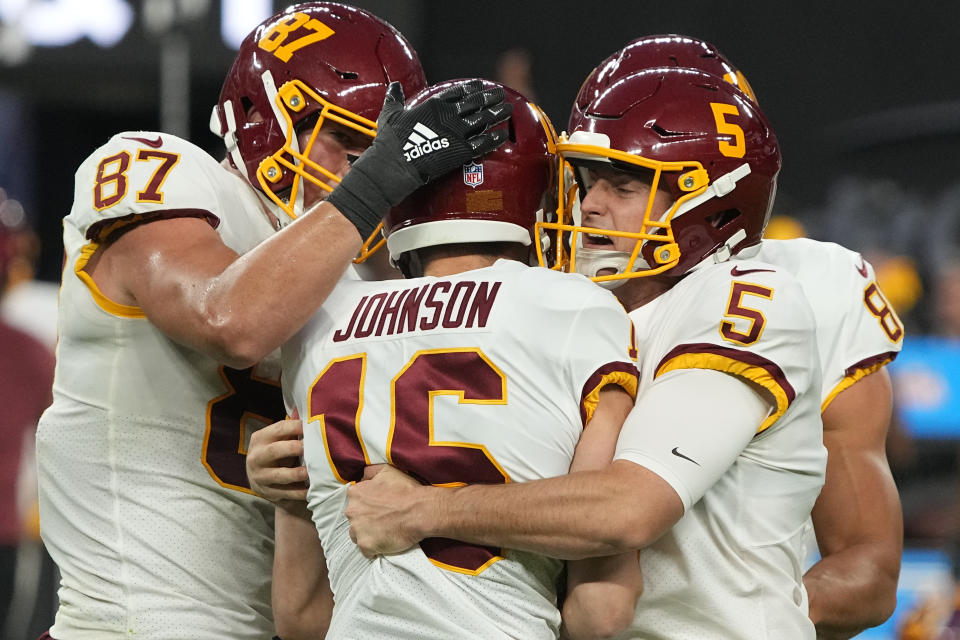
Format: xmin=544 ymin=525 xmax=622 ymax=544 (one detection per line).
xmin=720 ymin=281 xmax=774 ymax=345
xmin=309 ymin=348 xmax=509 ymax=575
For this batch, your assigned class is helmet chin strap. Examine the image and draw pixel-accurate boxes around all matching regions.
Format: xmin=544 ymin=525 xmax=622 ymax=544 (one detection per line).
xmin=672 ymin=163 xmax=751 ymax=218
xmin=574 ymin=247 xmax=640 ymax=290
xmin=653 ymin=162 xmax=753 ymax=274
xmin=211 ymin=100 xmax=250 ymax=185
xmin=688 ymin=227 xmax=749 ymax=273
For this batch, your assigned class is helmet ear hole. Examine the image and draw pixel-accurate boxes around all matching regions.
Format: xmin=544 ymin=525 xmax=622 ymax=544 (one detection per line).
xmin=706 ymin=209 xmax=740 ymax=230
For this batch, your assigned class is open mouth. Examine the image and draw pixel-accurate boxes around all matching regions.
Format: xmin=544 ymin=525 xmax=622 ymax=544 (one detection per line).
xmin=582 ymin=230 xmax=615 ymax=249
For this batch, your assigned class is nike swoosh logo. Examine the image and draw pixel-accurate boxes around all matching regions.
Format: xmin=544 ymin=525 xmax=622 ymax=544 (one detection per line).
xmin=855 ymin=256 xmax=868 ymax=278
xmin=730 ymin=265 xmax=775 ymax=277
xmin=122 ymin=135 xmax=163 ymax=148
xmin=671 ymin=447 xmax=700 ymax=466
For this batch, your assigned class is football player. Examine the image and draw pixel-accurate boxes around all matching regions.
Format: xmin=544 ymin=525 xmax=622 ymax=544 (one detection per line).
xmin=573 ymin=35 xmax=904 ymax=639
xmin=0 ymin=209 xmax=55 ymax=636
xmin=35 ymin=3 xmax=511 ymax=639
xmin=251 ymin=81 xmax=641 ymax=639
xmin=346 ymin=66 xmax=828 ymax=639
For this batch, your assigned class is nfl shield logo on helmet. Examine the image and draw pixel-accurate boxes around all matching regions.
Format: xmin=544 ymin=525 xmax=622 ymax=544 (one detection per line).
xmin=463 ymin=162 xmax=484 ymax=188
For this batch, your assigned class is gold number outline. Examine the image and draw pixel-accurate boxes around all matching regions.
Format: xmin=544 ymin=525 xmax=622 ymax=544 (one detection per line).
xmin=710 ymin=102 xmax=746 ymax=158
xmin=863 ymin=282 xmax=904 ymax=342
xmin=257 ymin=12 xmax=335 ymax=63
xmin=719 ymin=281 xmax=774 ymax=346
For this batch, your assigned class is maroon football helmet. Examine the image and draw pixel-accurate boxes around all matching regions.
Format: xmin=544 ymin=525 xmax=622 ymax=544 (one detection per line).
xmin=537 ymin=66 xmax=780 ymax=285
xmin=570 ymin=34 xmax=757 ymax=133
xmin=383 ymin=80 xmax=558 ymax=272
xmin=211 ymin=2 xmax=426 ymax=225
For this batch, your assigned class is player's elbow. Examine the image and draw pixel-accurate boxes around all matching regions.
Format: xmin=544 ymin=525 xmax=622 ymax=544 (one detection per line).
xmin=869 ymin=576 xmax=898 ymax=627
xmin=875 ymin=595 xmax=897 ymax=628
xmin=603 ymin=516 xmax=660 ymax=554
xmin=273 ymin=605 xmax=331 ymax=640
xmin=602 ymin=497 xmax=679 ymax=554
xmin=200 ymin=312 xmax=273 ymax=369
xmin=590 ymin=606 xmax=636 ymax=640
xmin=562 ymin=591 xmax=637 ymax=640
xmin=594 ymin=461 xmax=684 ymax=554
xmin=566 ymin=602 xmax=636 ymax=640
xmin=853 ymin=548 xmax=901 ymax=628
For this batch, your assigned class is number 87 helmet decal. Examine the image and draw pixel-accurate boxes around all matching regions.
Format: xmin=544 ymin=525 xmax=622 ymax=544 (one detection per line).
xmin=536 ymin=66 xmax=780 ymax=285
xmin=211 ymin=2 xmax=426 ymax=229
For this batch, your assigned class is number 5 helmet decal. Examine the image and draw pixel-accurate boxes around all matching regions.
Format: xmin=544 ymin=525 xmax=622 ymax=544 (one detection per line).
xmin=537 ymin=66 xmax=780 ymax=286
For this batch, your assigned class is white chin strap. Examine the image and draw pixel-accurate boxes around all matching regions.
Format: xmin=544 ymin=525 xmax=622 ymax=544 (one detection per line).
xmin=574 ymin=247 xmax=644 ymax=290
xmin=673 ymin=163 xmax=751 ymax=218
xmin=210 ymin=100 xmax=249 ymax=184
xmin=688 ymin=227 xmax=749 ymax=273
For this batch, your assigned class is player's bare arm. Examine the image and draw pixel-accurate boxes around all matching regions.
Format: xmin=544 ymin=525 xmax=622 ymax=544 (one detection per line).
xmin=272 ymin=499 xmax=334 ymax=640
xmin=84 ymin=80 xmax=512 ymax=369
xmin=347 ymin=367 xmax=773 ymax=560
xmin=561 ymin=387 xmax=642 ymax=640
xmin=349 ymin=457 xmax=677 ymax=560
xmin=86 ymin=207 xmax=361 ymax=368
xmin=246 ymin=417 xmax=309 ymax=503
xmin=804 ymin=368 xmax=902 ymax=639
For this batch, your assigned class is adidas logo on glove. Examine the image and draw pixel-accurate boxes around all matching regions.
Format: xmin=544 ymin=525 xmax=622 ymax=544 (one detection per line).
xmin=402 ymin=122 xmax=450 ymax=161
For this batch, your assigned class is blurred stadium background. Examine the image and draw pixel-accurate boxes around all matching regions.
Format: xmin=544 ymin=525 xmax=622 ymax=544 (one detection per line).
xmin=1 ymin=1 xmax=959 ymax=638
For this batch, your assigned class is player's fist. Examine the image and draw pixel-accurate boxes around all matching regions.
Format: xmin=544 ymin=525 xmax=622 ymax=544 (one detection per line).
xmin=246 ymin=418 xmax=309 ymax=503
xmin=345 ymin=465 xmax=425 ymax=557
xmin=326 ymin=79 xmax=512 ymax=241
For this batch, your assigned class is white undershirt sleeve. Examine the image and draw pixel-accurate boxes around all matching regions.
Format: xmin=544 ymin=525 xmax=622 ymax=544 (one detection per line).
xmin=615 ymin=368 xmax=772 ymax=511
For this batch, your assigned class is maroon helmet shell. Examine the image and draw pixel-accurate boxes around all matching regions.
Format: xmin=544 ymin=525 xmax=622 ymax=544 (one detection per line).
xmin=383 ymin=80 xmax=558 ymax=262
xmin=570 ymin=34 xmax=757 ymax=132
xmin=555 ymin=66 xmax=779 ymax=280
xmin=212 ymin=2 xmax=426 ymax=220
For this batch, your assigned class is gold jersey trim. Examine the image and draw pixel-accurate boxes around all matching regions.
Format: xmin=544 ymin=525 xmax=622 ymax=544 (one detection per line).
xmin=74 ymin=242 xmax=146 ymax=318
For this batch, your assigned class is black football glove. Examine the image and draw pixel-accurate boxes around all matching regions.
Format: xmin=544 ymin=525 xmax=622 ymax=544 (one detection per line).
xmin=327 ymin=79 xmax=512 ymax=240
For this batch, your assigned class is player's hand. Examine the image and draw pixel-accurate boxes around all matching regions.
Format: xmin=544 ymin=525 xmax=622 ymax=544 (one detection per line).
xmin=375 ymin=79 xmax=513 ymax=182
xmin=246 ymin=418 xmax=309 ymax=503
xmin=345 ymin=465 xmax=426 ymax=558
xmin=326 ymin=79 xmax=512 ymax=240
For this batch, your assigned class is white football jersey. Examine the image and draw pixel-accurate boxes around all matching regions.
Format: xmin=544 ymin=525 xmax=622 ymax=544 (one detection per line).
xmin=615 ymin=259 xmax=826 ymax=639
xmin=282 ymin=259 xmax=639 ymax=640
xmin=736 ymin=238 xmax=904 ymax=409
xmin=37 ymin=132 xmax=285 ymax=639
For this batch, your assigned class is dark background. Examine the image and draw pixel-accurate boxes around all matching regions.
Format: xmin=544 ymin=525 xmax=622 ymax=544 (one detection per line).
xmin=2 ymin=5 xmax=960 ymax=637
xmin=1 ymin=0 xmax=958 ymax=282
